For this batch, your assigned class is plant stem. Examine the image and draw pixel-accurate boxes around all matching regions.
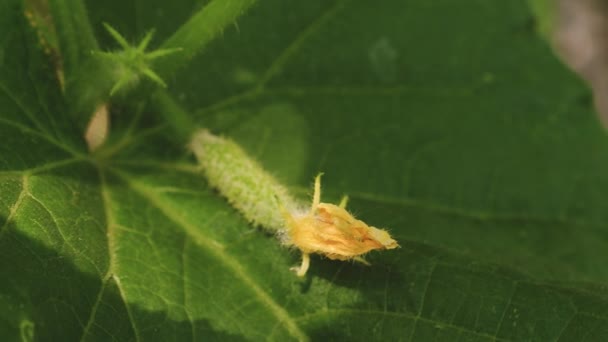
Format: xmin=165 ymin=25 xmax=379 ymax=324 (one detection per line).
xmin=151 ymin=90 xmax=197 ymax=143
xmin=155 ymin=0 xmax=258 ymax=77
xmin=48 ymin=0 xmax=98 ymax=77
xmin=48 ymin=0 xmax=110 ymax=131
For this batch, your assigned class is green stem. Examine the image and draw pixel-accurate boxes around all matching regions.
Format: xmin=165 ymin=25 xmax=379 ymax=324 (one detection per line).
xmin=151 ymin=90 xmax=197 ymax=143
xmin=155 ymin=0 xmax=258 ymax=77
xmin=49 ymin=0 xmax=109 ymax=130
xmin=48 ymin=0 xmax=98 ymax=77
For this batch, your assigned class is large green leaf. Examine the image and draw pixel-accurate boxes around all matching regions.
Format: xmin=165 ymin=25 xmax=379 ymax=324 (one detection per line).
xmin=3 ymin=0 xmax=608 ymax=341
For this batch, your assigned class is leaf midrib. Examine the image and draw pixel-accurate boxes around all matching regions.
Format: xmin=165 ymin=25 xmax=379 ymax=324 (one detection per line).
xmin=109 ymin=167 xmax=310 ymax=342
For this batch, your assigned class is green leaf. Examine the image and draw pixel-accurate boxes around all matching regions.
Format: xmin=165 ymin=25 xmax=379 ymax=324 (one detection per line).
xmin=3 ymin=0 xmax=608 ymax=341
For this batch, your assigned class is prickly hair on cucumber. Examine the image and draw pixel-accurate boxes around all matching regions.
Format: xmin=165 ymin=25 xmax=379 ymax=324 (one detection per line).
xmin=190 ymin=129 xmax=299 ymax=231
xmin=189 ymin=129 xmax=398 ymax=277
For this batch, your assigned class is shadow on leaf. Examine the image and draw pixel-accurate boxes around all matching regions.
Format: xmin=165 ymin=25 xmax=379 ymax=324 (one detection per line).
xmin=0 ymin=218 xmax=246 ymax=341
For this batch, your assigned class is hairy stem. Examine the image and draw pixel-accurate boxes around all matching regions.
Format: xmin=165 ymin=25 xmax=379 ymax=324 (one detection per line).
xmin=155 ymin=0 xmax=258 ymax=77
xmin=151 ymin=90 xmax=197 ymax=142
xmin=48 ymin=0 xmax=98 ymax=77
xmin=48 ymin=0 xmax=109 ymax=130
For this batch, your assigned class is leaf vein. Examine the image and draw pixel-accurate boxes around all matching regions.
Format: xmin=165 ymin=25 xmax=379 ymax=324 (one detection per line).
xmin=554 ymin=311 xmax=578 ymax=342
xmin=256 ymin=0 xmax=350 ymax=88
xmin=295 ymin=308 xmax=507 ymax=341
xmin=0 ymin=81 xmax=48 ymax=134
xmin=99 ymin=170 xmax=142 ymax=341
xmin=492 ymin=281 xmax=518 ymax=338
xmin=297 ymin=186 xmax=602 ymax=229
xmin=79 ymin=278 xmax=110 ymax=342
xmin=0 ymin=117 xmax=82 ymax=157
xmin=112 ymin=169 xmax=309 ymax=342
xmin=0 ymin=158 xmax=86 ymax=178
xmin=27 ymin=189 xmax=104 ymax=275
xmin=0 ymin=174 xmax=28 ymax=240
